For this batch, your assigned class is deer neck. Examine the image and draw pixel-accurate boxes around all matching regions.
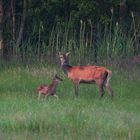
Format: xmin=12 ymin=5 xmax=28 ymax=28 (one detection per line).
xmin=62 ymin=64 xmax=72 ymax=75
xmin=50 ymin=80 xmax=58 ymax=88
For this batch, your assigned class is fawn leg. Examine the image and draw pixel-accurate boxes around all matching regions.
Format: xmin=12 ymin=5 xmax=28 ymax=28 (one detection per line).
xmin=38 ymin=92 xmax=41 ymax=100
xmin=53 ymin=94 xmax=59 ymax=99
xmin=45 ymin=94 xmax=49 ymax=100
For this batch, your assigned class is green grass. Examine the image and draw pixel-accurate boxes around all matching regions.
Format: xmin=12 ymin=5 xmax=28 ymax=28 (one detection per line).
xmin=0 ymin=64 xmax=140 ymax=140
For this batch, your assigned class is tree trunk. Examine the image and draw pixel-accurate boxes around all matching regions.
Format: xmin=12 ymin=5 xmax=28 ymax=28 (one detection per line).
xmin=15 ymin=0 xmax=27 ymax=53
xmin=0 ymin=0 xmax=3 ymax=58
xmin=119 ymin=0 xmax=126 ymax=23
xmin=11 ymin=0 xmax=16 ymax=43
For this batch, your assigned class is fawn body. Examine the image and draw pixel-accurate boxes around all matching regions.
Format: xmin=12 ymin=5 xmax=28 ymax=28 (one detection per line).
xmin=37 ymin=74 xmax=63 ymax=99
xmin=59 ymin=52 xmax=113 ymax=97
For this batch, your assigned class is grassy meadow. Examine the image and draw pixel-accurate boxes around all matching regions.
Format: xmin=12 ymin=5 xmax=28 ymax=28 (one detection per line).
xmin=0 ymin=62 xmax=140 ymax=140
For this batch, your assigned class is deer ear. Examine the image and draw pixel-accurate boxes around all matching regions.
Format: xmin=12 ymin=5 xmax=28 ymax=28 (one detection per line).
xmin=66 ymin=52 xmax=70 ymax=56
xmin=58 ymin=52 xmax=61 ymax=56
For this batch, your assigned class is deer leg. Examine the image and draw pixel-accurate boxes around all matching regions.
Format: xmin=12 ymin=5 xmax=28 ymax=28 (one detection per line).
xmin=98 ymin=86 xmax=105 ymax=97
xmin=74 ymin=82 xmax=79 ymax=97
xmin=96 ymin=80 xmax=105 ymax=97
xmin=105 ymin=84 xmax=113 ymax=97
xmin=104 ymin=73 xmax=114 ymax=97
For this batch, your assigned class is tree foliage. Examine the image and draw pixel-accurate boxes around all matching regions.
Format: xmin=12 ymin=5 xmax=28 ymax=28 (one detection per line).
xmin=1 ymin=0 xmax=140 ymax=61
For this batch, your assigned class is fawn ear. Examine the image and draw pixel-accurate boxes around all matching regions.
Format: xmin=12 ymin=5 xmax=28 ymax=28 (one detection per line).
xmin=66 ymin=52 xmax=70 ymax=57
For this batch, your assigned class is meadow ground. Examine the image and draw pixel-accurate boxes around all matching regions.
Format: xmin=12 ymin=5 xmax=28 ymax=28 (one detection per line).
xmin=0 ymin=63 xmax=140 ymax=140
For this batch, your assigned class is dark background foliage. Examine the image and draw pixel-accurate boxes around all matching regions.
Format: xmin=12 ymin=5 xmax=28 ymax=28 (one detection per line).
xmin=0 ymin=0 xmax=140 ymax=62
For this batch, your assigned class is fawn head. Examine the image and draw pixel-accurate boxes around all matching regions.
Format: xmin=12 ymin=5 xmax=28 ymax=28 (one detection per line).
xmin=53 ymin=74 xmax=63 ymax=82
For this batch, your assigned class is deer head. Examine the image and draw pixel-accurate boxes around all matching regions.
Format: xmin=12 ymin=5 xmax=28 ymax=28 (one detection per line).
xmin=59 ymin=52 xmax=70 ymax=66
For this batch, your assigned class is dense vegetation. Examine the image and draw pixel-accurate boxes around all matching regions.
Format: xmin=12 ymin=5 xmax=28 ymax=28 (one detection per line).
xmin=0 ymin=0 xmax=140 ymax=62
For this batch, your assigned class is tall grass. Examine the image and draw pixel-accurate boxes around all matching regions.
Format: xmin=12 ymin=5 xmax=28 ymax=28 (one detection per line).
xmin=10 ymin=12 xmax=140 ymax=64
xmin=0 ymin=64 xmax=140 ymax=140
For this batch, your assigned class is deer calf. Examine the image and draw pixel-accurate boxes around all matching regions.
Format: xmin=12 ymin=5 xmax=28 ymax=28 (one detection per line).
xmin=37 ymin=74 xmax=63 ymax=99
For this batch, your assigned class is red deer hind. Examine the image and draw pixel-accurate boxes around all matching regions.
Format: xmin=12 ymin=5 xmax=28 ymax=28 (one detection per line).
xmin=59 ymin=52 xmax=113 ymax=97
xmin=37 ymin=74 xmax=63 ymax=99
